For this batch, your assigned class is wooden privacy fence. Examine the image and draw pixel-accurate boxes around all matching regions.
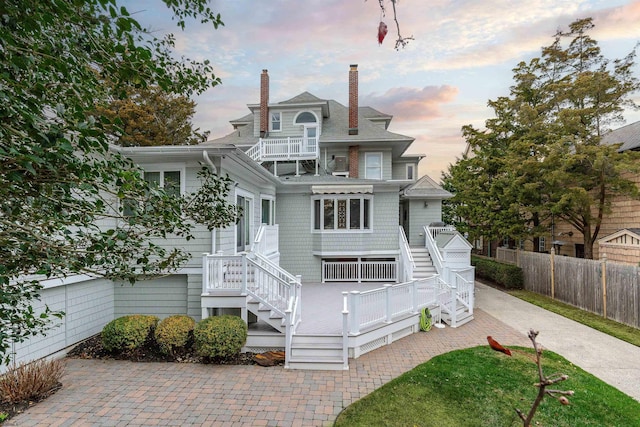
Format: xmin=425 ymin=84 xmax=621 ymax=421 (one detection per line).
xmin=496 ymin=248 xmax=640 ymax=329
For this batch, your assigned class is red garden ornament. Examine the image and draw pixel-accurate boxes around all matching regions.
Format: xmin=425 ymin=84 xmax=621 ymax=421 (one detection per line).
xmin=378 ymin=21 xmax=388 ymax=45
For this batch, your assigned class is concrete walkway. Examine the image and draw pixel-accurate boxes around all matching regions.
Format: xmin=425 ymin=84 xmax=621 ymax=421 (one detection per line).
xmin=7 ymin=283 xmax=638 ymax=426
xmin=475 ymin=282 xmax=640 ymax=402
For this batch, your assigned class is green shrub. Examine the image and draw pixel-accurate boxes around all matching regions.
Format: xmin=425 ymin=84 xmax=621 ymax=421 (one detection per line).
xmin=154 ymin=315 xmax=195 ymax=355
xmin=194 ymin=315 xmax=247 ymax=360
xmin=472 ymin=255 xmax=524 ymax=289
xmin=101 ymin=314 xmax=159 ymax=353
xmin=0 ymin=358 xmax=65 ymax=404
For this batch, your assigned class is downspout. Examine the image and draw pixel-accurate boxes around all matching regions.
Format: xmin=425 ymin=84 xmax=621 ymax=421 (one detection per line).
xmin=203 ymin=150 xmax=217 ymax=253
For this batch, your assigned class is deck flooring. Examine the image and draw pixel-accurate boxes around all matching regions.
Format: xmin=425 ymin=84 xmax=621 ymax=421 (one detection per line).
xmin=291 ymin=282 xmax=389 ymax=335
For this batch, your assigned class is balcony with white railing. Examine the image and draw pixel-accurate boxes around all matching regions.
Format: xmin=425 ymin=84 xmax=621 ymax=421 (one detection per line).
xmin=246 ymin=136 xmax=319 ymax=163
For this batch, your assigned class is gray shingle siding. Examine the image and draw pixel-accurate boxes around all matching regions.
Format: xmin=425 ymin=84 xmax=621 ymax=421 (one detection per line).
xmin=277 ymin=190 xmax=399 ymax=282
xmin=114 ymin=275 xmax=188 ymax=319
xmin=408 ymin=199 xmax=443 ymax=246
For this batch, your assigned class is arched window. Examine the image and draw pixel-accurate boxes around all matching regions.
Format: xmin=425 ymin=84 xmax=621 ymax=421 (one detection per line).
xmin=295 ymin=112 xmax=317 ymax=124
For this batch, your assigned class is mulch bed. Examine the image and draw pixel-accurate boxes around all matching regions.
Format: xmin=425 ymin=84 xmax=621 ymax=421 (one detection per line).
xmin=66 ymin=333 xmax=258 ymax=365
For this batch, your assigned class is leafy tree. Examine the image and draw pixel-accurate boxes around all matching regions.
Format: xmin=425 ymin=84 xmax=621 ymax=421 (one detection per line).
xmin=444 ymin=18 xmax=640 ymax=258
xmin=96 ymin=85 xmax=209 ymax=147
xmin=0 ymin=0 xmax=239 ymax=364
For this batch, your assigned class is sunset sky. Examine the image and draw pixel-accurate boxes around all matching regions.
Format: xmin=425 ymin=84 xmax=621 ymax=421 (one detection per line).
xmin=125 ymin=0 xmax=640 ymax=181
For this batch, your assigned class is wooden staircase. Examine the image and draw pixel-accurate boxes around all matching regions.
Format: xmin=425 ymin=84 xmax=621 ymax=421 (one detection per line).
xmin=410 ymin=247 xmax=437 ymax=279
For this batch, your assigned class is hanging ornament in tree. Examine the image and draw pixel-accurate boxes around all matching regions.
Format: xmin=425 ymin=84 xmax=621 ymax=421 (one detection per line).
xmin=378 ymin=21 xmax=388 ymax=45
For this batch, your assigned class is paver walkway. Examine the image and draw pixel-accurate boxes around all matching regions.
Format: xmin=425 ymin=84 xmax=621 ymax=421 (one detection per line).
xmin=7 ymin=309 xmax=528 ymax=427
xmin=9 ymin=282 xmax=639 ymax=426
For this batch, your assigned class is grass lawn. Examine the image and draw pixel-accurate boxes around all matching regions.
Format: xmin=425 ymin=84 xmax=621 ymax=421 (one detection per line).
xmin=508 ymin=289 xmax=640 ymax=347
xmin=334 ymin=346 xmax=640 ymax=427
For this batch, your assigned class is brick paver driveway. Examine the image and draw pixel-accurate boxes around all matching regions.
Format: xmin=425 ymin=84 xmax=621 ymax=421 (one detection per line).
xmin=7 ymin=310 xmax=527 ymax=426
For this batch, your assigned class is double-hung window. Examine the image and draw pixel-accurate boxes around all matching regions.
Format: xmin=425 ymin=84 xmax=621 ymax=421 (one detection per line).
xmin=313 ymin=195 xmax=371 ymax=231
xmin=365 ymin=152 xmax=382 ymax=180
xmin=271 ymin=112 xmax=281 ymax=131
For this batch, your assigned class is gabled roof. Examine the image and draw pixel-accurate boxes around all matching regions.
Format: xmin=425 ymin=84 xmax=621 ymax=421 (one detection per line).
xmin=598 ymin=228 xmax=640 ymax=245
xmin=601 ymin=120 xmax=640 ymax=152
xmin=402 ymin=174 xmax=452 ymax=199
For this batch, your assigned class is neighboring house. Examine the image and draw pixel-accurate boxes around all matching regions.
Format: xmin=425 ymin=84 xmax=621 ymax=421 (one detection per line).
xmin=9 ymin=65 xmax=474 ymax=371
xmin=547 ymin=120 xmax=640 ymax=261
xmin=469 ymin=120 xmax=640 ymax=262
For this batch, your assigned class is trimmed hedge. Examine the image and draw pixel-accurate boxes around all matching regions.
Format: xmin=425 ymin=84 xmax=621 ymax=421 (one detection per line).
xmin=472 ymin=255 xmax=523 ymax=289
xmin=154 ymin=315 xmax=195 ymax=356
xmin=194 ymin=315 xmax=247 ymax=360
xmin=101 ymin=314 xmax=159 ymax=353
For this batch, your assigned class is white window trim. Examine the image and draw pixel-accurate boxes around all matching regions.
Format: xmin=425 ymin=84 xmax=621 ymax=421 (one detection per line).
xmin=406 ymin=163 xmax=415 ymax=180
xmin=260 ymin=195 xmax=275 ymax=225
xmin=311 ymin=195 xmax=373 ymax=233
xmin=140 ymin=163 xmax=186 ymax=194
xmin=539 ymin=236 xmax=546 ymax=252
xmin=364 ymin=152 xmax=383 ymax=180
xmin=235 ymin=187 xmax=255 ymax=253
xmin=293 ymin=110 xmax=319 ymax=124
xmin=270 ymin=111 xmax=281 ymax=132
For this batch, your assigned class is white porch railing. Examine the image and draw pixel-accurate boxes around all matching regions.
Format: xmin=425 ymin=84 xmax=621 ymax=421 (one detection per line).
xmin=202 ymin=251 xmax=302 ymax=361
xmin=398 ymin=226 xmax=415 ymax=282
xmin=251 ymin=224 xmax=279 ymax=260
xmin=322 ymin=260 xmax=397 ymax=283
xmin=247 ymin=137 xmax=319 ymax=162
xmin=344 ymin=276 xmax=444 ymax=335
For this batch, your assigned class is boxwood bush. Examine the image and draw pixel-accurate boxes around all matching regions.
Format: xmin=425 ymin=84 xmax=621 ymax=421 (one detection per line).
xmin=194 ymin=315 xmax=247 ymax=360
xmin=101 ymin=314 xmax=159 ymax=353
xmin=472 ymin=255 xmax=524 ymax=289
xmin=154 ymin=315 xmax=195 ymax=356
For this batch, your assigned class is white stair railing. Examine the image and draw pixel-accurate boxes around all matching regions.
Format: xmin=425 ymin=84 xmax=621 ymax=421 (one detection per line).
xmin=398 ymin=226 xmax=415 ymax=282
xmin=452 ymin=267 xmax=475 ymax=314
xmin=251 ymin=224 xmax=279 ymax=260
xmin=202 ymin=250 xmax=302 ymax=369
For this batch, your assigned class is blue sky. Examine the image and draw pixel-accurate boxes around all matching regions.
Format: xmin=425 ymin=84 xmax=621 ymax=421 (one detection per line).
xmin=126 ymin=0 xmax=640 ymax=180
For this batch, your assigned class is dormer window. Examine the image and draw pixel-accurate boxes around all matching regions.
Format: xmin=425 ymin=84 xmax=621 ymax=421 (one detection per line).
xmin=295 ymin=111 xmax=317 ymax=124
xmin=271 ymin=112 xmax=281 ymax=131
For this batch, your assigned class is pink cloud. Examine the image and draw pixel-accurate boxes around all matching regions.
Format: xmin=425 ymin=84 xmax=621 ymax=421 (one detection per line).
xmin=362 ymin=85 xmax=459 ymax=121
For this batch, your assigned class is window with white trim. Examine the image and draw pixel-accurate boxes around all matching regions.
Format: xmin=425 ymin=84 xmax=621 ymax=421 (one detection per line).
xmin=313 ymin=195 xmax=371 ymax=231
xmin=539 ymin=236 xmax=546 ymax=252
xmin=144 ymin=170 xmax=182 ymax=196
xmin=295 ymin=111 xmax=317 ymax=124
xmin=365 ymin=152 xmax=382 ymax=180
xmin=271 ymin=112 xmax=281 ymax=131
xmin=261 ymin=197 xmax=275 ymax=225
xmin=124 ymin=168 xmax=183 ymax=216
xmin=406 ymin=164 xmax=415 ymax=180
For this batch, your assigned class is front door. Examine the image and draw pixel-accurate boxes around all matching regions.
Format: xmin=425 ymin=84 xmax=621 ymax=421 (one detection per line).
xmin=236 ymin=195 xmax=252 ymax=252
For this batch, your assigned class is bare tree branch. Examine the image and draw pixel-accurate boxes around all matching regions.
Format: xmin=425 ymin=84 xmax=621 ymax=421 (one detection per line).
xmin=370 ymin=0 xmax=414 ymax=49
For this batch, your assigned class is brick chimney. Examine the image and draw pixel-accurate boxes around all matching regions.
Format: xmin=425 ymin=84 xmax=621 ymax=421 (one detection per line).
xmin=349 ymin=145 xmax=359 ymax=178
xmin=348 ymin=64 xmax=358 ymax=135
xmin=259 ymin=69 xmax=269 ymax=138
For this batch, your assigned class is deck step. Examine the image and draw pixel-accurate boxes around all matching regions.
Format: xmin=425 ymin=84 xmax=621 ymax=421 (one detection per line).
xmin=286 ymin=334 xmax=346 ymax=371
